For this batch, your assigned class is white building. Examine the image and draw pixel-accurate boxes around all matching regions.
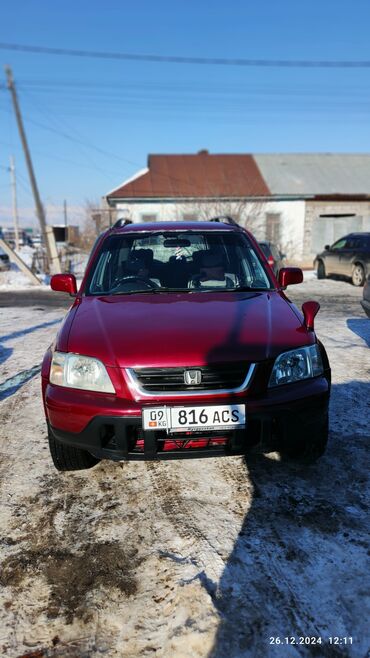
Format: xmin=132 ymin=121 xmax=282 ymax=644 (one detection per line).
xmin=106 ymin=151 xmax=370 ymax=264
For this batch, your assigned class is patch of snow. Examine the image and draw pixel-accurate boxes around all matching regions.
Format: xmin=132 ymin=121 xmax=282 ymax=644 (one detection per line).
xmin=0 ymin=278 xmax=369 ymax=657
xmin=0 ymin=270 xmax=41 ymax=289
xmin=15 ymin=246 xmax=35 ymax=268
xmin=302 ymin=269 xmax=316 ymax=281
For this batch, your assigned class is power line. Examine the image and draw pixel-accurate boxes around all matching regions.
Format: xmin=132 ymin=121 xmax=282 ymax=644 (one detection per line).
xmin=19 ymin=87 xmax=128 ymax=180
xmin=0 ymin=102 xmax=135 ymax=169
xmin=1 ymin=42 xmax=370 ymax=68
xmin=6 ymin=79 xmax=370 ymax=117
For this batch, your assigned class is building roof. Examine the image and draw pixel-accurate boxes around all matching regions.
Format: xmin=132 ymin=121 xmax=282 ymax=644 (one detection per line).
xmin=107 ymin=152 xmax=370 ymax=203
xmin=254 ymin=153 xmax=370 ymax=196
xmin=107 ymin=151 xmax=270 ymax=200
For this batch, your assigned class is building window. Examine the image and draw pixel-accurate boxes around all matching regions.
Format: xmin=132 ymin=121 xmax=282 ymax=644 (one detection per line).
xmin=182 ymin=213 xmax=198 ymax=221
xmin=265 ymin=213 xmax=281 ymax=243
xmin=141 ymin=214 xmax=157 ymax=222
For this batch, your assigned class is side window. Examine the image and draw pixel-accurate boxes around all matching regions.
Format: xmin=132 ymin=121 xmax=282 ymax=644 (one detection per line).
xmin=331 ymin=238 xmax=347 ymax=251
xmin=89 ymin=251 xmax=112 ymax=292
xmin=356 ymin=236 xmax=368 ymax=249
xmin=239 ymin=246 xmax=271 ymax=287
xmin=265 ymin=213 xmax=281 ymax=243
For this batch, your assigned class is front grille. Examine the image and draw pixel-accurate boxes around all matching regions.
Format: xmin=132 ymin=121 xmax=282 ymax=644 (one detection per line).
xmin=131 ymin=364 xmax=249 ymax=392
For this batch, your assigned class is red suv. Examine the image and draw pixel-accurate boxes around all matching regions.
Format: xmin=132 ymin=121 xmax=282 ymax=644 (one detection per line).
xmin=42 ymin=219 xmax=331 ymax=471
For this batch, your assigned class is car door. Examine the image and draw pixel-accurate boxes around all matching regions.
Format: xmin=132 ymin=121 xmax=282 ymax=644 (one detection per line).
xmin=325 ymin=237 xmax=348 ymax=275
xmin=339 ymin=237 xmax=358 ymax=276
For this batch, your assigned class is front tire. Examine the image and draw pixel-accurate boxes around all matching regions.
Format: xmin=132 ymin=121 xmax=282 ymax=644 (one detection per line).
xmin=48 ymin=427 xmax=100 ymax=471
xmin=352 ymin=263 xmax=365 ymax=287
xmin=317 ymin=260 xmax=326 ymax=279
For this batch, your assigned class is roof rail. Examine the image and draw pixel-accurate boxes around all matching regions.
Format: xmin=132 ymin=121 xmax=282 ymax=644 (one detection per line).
xmin=111 ymin=218 xmax=133 ymax=229
xmin=209 ymin=215 xmax=240 ymax=227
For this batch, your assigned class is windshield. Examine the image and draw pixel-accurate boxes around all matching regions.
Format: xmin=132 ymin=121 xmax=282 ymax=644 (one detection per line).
xmin=86 ymin=231 xmax=273 ymax=295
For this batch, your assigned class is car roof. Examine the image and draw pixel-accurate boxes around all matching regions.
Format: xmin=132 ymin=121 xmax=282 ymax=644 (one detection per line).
xmin=112 ymin=220 xmax=238 ymax=232
xmin=110 ymin=220 xmax=247 ymax=235
xmin=339 ymin=232 xmax=370 ymax=238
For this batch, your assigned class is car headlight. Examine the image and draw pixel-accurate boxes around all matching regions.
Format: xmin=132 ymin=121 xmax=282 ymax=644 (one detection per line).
xmin=268 ymin=344 xmax=323 ymax=387
xmin=50 ymin=352 xmax=115 ymax=393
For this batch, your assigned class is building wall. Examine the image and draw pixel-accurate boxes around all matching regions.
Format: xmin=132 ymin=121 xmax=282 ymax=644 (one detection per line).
xmin=303 ymin=200 xmax=370 ymax=261
xmin=262 ymin=200 xmax=306 ymax=262
xmin=112 ymin=199 xmax=306 ymax=261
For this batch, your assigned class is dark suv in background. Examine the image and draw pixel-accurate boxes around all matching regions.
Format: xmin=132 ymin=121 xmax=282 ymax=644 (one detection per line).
xmin=314 ymin=233 xmax=370 ymax=286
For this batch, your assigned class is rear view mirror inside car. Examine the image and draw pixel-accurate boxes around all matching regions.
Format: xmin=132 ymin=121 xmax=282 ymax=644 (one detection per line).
xmin=163 ymin=238 xmax=191 ymax=248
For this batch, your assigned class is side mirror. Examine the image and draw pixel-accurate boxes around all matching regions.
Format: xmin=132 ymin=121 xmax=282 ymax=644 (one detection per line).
xmin=278 ymin=267 xmax=303 ymax=288
xmin=302 ymin=300 xmax=320 ymax=331
xmin=50 ymin=273 xmax=77 ymax=295
xmin=325 ymin=244 xmax=331 ymax=251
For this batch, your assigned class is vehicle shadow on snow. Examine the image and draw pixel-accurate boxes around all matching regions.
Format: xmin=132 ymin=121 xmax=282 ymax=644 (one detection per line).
xmin=346 ymin=318 xmax=370 ymax=347
xmin=0 ymin=319 xmax=62 ymax=401
xmin=208 ymin=385 xmax=370 ymax=658
xmin=202 ymin=298 xmax=368 ymax=657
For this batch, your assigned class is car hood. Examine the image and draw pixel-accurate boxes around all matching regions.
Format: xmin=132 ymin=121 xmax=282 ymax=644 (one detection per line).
xmin=64 ymin=291 xmax=313 ymax=367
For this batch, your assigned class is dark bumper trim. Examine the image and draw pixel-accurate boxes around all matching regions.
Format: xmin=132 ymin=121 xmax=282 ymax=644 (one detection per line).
xmin=49 ymin=394 xmax=330 ymax=461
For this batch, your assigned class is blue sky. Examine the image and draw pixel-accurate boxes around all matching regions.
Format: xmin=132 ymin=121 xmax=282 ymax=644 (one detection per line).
xmin=1 ymin=0 xmax=370 ymax=226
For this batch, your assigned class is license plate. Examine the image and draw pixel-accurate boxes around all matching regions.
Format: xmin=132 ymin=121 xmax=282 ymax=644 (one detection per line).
xmin=143 ymin=405 xmax=246 ymax=433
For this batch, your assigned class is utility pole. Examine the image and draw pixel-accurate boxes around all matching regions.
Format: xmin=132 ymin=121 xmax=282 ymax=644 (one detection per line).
xmin=63 ymin=198 xmax=68 ymax=243
xmin=63 ymin=199 xmax=68 ymax=227
xmin=9 ymin=155 xmax=20 ymax=251
xmin=5 ymin=66 xmax=61 ymax=274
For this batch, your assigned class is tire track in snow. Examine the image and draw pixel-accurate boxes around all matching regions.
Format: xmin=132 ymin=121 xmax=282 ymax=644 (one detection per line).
xmin=145 ymin=458 xmax=252 ymax=588
xmin=0 ymin=363 xmax=41 ymax=401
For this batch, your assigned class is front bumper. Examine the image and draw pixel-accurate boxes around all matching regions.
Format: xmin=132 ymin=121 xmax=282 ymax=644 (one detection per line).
xmin=46 ymin=375 xmax=330 ymax=461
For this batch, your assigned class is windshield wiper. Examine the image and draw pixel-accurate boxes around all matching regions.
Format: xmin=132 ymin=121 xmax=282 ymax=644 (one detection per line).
xmin=151 ymin=287 xmax=194 ymax=293
xmin=99 ymin=286 xmax=273 ymax=296
xmin=109 ymin=287 xmax=193 ymax=295
xmin=228 ymin=286 xmax=273 ymax=292
xmin=110 ymin=290 xmax=155 ymax=295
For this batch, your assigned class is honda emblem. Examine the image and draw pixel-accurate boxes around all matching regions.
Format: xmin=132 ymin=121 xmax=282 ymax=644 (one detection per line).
xmin=184 ymin=369 xmax=202 ymax=386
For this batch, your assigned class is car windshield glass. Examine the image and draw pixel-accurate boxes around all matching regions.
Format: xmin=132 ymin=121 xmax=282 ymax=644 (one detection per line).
xmin=85 ymin=231 xmax=273 ymax=295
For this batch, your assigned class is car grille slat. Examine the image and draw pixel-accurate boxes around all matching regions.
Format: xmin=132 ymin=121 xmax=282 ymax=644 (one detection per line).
xmin=131 ymin=364 xmax=249 ymax=392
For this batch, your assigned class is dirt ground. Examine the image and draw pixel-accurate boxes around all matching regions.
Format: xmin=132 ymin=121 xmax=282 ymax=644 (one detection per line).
xmin=0 ymin=276 xmax=369 ymax=658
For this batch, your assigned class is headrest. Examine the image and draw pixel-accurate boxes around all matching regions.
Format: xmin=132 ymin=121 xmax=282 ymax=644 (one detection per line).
xmin=126 ymin=256 xmax=147 ymax=274
xmin=134 ymin=248 xmax=154 ymax=264
xmin=201 ymin=252 xmax=224 ymax=268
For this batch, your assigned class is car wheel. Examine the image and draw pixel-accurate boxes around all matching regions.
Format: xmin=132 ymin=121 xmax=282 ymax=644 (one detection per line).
xmin=317 ymin=260 xmax=326 ymax=279
xmin=48 ymin=427 xmax=100 ymax=471
xmin=281 ymin=415 xmax=328 ymax=464
xmin=352 ymin=264 xmax=366 ymax=287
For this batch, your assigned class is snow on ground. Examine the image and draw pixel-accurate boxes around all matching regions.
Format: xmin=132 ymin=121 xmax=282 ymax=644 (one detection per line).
xmin=0 ymin=278 xmax=369 ymax=658
xmin=0 ymin=269 xmax=39 ymax=289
